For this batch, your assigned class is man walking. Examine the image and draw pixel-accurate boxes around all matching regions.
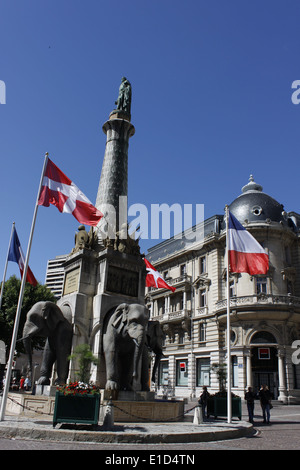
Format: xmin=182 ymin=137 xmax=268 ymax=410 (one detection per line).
xmin=245 ymin=386 xmax=256 ymax=423
xmin=259 ymin=384 xmax=272 ymax=424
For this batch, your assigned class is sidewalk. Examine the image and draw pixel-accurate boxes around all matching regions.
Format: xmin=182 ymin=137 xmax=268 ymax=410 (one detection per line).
xmin=0 ymin=397 xmax=254 ymax=444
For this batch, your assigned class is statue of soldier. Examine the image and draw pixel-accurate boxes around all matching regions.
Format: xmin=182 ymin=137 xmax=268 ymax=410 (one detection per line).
xmin=115 ymin=77 xmax=132 ymax=115
xmin=71 ymin=225 xmax=90 ymax=254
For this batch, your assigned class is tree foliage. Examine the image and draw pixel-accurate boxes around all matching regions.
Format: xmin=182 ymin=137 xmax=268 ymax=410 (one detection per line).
xmin=0 ymin=275 xmax=56 ymax=359
xmin=69 ymin=344 xmax=99 ymax=384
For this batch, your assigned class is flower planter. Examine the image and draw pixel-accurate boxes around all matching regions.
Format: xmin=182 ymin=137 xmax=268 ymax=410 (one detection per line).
xmin=53 ymin=391 xmax=100 ymax=428
xmin=207 ymin=396 xmax=242 ymax=420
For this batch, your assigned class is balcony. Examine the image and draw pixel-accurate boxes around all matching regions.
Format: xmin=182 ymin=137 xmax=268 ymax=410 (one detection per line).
xmin=170 ymin=274 xmax=192 ymax=287
xmin=152 ymin=308 xmax=191 ymax=323
xmin=215 ymin=294 xmax=300 ymax=312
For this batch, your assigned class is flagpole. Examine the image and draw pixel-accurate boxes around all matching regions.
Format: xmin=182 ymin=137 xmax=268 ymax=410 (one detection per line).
xmin=0 ymin=153 xmax=49 ymax=421
xmin=225 ymin=204 xmax=232 ymax=424
xmin=0 ymin=222 xmax=15 ymax=311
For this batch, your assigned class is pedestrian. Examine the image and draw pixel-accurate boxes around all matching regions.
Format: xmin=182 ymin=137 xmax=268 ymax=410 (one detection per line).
xmin=245 ymin=386 xmax=256 ymax=423
xmin=259 ymin=384 xmax=272 ymax=424
xmin=11 ymin=377 xmax=19 ymax=391
xmin=19 ymin=376 xmax=25 ymax=390
xmin=24 ymin=376 xmax=31 ymax=391
xmin=198 ymin=386 xmax=210 ymax=420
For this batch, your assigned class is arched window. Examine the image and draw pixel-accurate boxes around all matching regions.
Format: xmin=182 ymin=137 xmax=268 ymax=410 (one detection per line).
xmin=250 ymin=331 xmax=277 ymax=344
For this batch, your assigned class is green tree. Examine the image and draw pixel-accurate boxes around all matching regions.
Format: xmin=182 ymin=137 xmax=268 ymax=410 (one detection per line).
xmin=0 ymin=275 xmax=56 ymax=360
xmin=69 ymin=344 xmax=99 ymax=384
xmin=211 ymin=362 xmax=227 ymax=392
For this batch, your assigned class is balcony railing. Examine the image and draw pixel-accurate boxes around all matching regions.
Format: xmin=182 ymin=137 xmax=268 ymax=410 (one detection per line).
xmin=215 ymin=294 xmax=300 ymax=311
xmin=152 ymin=308 xmax=191 ymax=323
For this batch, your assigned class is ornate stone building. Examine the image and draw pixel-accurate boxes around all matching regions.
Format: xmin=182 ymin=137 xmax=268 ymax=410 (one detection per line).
xmin=146 ymin=176 xmax=300 ymax=403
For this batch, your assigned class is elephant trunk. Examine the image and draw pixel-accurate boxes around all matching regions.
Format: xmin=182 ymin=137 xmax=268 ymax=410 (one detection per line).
xmin=132 ymin=333 xmax=145 ymax=379
xmin=151 ymin=351 xmax=163 ymax=383
xmin=22 ymin=322 xmax=41 ymax=377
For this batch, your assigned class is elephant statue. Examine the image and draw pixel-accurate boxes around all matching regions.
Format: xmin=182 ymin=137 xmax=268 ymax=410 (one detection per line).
xmin=146 ymin=320 xmax=165 ymax=383
xmin=22 ymin=301 xmax=73 ymax=386
xmin=102 ymin=303 xmax=149 ymax=391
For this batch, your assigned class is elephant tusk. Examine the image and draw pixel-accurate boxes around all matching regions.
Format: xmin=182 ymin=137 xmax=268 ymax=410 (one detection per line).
xmin=132 ymin=338 xmax=139 ymax=347
xmin=17 ymin=335 xmax=30 ymax=342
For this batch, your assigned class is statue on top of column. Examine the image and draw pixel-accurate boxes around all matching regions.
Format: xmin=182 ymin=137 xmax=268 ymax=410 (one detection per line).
xmin=115 ymin=77 xmax=132 ymax=116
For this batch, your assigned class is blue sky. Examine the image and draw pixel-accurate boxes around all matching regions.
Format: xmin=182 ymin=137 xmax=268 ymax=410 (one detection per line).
xmin=1 ymin=0 xmax=300 ymax=283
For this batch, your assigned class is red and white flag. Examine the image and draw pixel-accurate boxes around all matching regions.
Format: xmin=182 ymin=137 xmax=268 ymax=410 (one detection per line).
xmin=144 ymin=258 xmax=176 ymax=292
xmin=228 ymin=211 xmax=269 ymax=275
xmin=38 ymin=158 xmax=103 ymax=227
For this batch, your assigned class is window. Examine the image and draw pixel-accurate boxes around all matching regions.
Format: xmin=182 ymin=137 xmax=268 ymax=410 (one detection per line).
xmin=196 ymin=358 xmax=210 ymax=386
xmin=229 ymin=280 xmax=235 ymax=298
xmin=180 ymin=264 xmax=186 ymax=277
xmin=200 ymin=256 xmax=206 ymax=274
xmin=176 ymin=359 xmax=188 ymax=386
xmin=250 ymin=331 xmax=277 ymax=344
xmin=256 ymin=277 xmax=267 ymax=294
xmin=199 ymin=322 xmax=206 ymax=342
xmin=287 ymin=280 xmax=293 ymax=295
xmin=178 ymin=330 xmax=185 ymax=344
xmin=199 ymin=289 xmax=207 ymax=307
xmin=158 ymin=361 xmax=169 ymax=387
xmin=293 ymin=364 xmax=300 ymax=389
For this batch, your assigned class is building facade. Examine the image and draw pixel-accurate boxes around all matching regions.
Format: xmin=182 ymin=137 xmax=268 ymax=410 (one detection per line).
xmin=146 ymin=176 xmax=300 ymax=403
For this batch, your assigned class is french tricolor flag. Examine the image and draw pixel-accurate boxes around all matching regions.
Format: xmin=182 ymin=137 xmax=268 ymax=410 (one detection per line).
xmin=228 ymin=211 xmax=269 ymax=275
xmin=8 ymin=227 xmax=37 ymax=286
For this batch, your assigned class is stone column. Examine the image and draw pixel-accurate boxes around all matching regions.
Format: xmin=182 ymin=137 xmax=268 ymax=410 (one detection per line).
xmin=168 ymin=355 xmax=176 ymax=397
xmin=164 ymin=295 xmax=170 ymax=314
xmin=183 ymin=291 xmax=187 ymax=312
xmin=188 ymin=352 xmax=196 ymax=398
xmin=245 ymin=349 xmax=253 ymax=388
xmin=278 ymin=349 xmax=288 ymax=403
xmin=149 ymin=300 xmax=154 ymax=318
xmin=96 ymin=112 xmax=135 ymax=238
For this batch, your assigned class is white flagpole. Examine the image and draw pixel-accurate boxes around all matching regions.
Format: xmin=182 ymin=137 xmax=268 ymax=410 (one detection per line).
xmin=0 ymin=222 xmax=15 ymax=311
xmin=0 ymin=153 xmax=49 ymax=421
xmin=225 ymin=205 xmax=232 ymax=424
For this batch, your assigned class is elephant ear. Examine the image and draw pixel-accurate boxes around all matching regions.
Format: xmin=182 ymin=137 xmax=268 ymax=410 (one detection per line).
xmin=42 ymin=302 xmax=64 ymax=332
xmin=112 ymin=303 xmax=129 ymax=334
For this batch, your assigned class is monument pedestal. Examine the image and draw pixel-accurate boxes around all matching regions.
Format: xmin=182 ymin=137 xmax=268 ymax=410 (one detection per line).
xmin=91 ymin=247 xmax=146 ymax=387
xmin=101 ymin=398 xmax=185 ymax=423
xmin=57 ymin=244 xmax=146 ymax=386
xmin=35 ymin=385 xmax=57 ymax=397
xmin=103 ymin=390 xmax=155 ymax=401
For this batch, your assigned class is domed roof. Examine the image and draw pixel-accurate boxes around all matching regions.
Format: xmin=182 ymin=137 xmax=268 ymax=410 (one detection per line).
xmin=229 ymin=175 xmax=286 ymax=224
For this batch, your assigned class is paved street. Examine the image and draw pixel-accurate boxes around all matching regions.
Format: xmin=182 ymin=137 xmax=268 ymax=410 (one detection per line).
xmin=0 ymin=402 xmax=299 ymax=451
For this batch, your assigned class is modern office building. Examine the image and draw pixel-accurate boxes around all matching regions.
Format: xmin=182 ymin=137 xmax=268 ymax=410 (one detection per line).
xmin=45 ymin=255 xmax=68 ymax=299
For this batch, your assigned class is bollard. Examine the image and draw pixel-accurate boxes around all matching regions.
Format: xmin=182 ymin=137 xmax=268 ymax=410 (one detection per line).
xmin=102 ymin=399 xmax=114 ymax=430
xmin=193 ymin=405 xmax=203 ymax=425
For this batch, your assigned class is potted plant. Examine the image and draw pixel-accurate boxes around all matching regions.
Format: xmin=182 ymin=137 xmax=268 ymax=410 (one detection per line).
xmin=53 ymin=344 xmax=100 ymax=428
xmin=207 ymin=363 xmax=241 ymax=420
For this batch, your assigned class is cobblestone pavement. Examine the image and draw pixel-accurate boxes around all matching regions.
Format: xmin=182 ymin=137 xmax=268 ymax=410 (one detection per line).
xmin=0 ymin=403 xmax=299 ymax=451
